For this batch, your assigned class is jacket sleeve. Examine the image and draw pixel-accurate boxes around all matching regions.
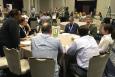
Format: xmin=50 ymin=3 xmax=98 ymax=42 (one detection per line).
xmin=64 ymin=24 xmax=68 ymax=33
xmin=67 ymin=42 xmax=77 ymax=56
xmin=9 ymin=20 xmax=20 ymax=48
xmin=57 ymin=40 xmax=63 ymax=66
xmin=90 ymin=25 xmax=97 ymax=37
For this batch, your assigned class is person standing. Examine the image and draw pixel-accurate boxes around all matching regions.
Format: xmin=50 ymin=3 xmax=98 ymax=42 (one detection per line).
xmin=0 ymin=9 xmax=21 ymax=57
xmin=64 ymin=7 xmax=69 ymax=21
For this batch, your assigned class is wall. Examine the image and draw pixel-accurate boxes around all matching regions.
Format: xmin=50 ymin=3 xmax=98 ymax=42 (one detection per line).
xmin=34 ymin=0 xmax=40 ymax=13
xmin=0 ymin=0 xmax=3 ymax=8
xmin=52 ymin=0 xmax=65 ymax=10
xmin=96 ymin=0 xmax=111 ymax=17
xmin=39 ymin=0 xmax=50 ymax=11
xmin=23 ymin=0 xmax=31 ymax=15
xmin=110 ymin=0 xmax=115 ymax=18
xmin=96 ymin=0 xmax=115 ymax=18
xmin=65 ymin=0 xmax=75 ymax=13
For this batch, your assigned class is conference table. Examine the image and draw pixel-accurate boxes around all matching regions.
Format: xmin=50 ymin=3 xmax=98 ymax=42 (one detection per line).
xmin=20 ymin=33 xmax=79 ymax=77
xmin=20 ymin=33 xmax=80 ymax=58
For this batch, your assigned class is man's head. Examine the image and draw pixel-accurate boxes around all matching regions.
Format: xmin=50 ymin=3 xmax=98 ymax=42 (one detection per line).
xmin=100 ymin=23 xmax=112 ymax=35
xmin=19 ymin=17 xmax=27 ymax=26
xmin=22 ymin=11 xmax=27 ymax=15
xmin=8 ymin=9 xmax=21 ymax=20
xmin=69 ymin=16 xmax=74 ymax=23
xmin=78 ymin=25 xmax=89 ymax=36
xmin=41 ymin=22 xmax=52 ymax=34
xmin=85 ymin=15 xmax=93 ymax=25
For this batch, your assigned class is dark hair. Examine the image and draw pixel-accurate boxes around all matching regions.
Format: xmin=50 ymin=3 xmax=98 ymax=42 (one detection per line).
xmin=103 ymin=17 xmax=111 ymax=24
xmin=78 ymin=25 xmax=89 ymax=36
xmin=19 ymin=17 xmax=25 ymax=24
xmin=111 ymin=28 xmax=115 ymax=39
xmin=85 ymin=15 xmax=93 ymax=20
xmin=41 ymin=23 xmax=51 ymax=33
xmin=102 ymin=23 xmax=112 ymax=34
xmin=8 ymin=9 xmax=20 ymax=17
xmin=111 ymin=19 xmax=115 ymax=26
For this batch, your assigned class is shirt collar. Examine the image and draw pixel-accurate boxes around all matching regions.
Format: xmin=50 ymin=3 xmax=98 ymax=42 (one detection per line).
xmin=19 ymin=24 xmax=23 ymax=28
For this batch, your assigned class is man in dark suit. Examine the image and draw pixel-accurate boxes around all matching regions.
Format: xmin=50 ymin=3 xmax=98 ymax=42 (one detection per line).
xmin=0 ymin=9 xmax=21 ymax=57
xmin=85 ymin=16 xmax=97 ymax=38
xmin=64 ymin=16 xmax=79 ymax=34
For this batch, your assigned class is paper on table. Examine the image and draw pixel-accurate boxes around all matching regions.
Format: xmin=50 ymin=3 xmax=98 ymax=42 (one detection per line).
xmin=52 ymin=15 xmax=56 ymax=19
xmin=20 ymin=40 xmax=31 ymax=46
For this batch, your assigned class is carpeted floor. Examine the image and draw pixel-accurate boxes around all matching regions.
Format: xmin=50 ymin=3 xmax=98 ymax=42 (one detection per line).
xmin=0 ymin=69 xmax=31 ymax=77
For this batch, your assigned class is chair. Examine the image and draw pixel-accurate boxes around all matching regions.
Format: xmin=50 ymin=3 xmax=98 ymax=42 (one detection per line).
xmin=74 ymin=53 xmax=110 ymax=77
xmin=29 ymin=58 xmax=55 ymax=77
xmin=87 ymin=53 xmax=110 ymax=77
xmin=3 ymin=46 xmax=30 ymax=76
xmin=0 ymin=57 xmax=8 ymax=70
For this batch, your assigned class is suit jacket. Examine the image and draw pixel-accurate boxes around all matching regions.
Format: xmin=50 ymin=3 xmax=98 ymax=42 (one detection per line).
xmin=64 ymin=23 xmax=79 ymax=34
xmin=89 ymin=24 xmax=97 ymax=38
xmin=0 ymin=17 xmax=20 ymax=49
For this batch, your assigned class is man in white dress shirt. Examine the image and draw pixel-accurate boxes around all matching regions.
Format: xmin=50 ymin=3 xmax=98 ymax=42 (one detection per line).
xmin=67 ymin=25 xmax=99 ymax=77
xmin=31 ymin=22 xmax=63 ymax=77
xmin=99 ymin=23 xmax=113 ymax=53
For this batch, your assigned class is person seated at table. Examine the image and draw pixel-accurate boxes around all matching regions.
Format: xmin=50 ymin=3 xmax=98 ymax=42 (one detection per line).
xmin=104 ymin=28 xmax=115 ymax=77
xmin=79 ymin=12 xmax=86 ymax=21
xmin=64 ymin=16 xmax=79 ymax=34
xmin=40 ymin=12 xmax=51 ymax=23
xmin=85 ymin=15 xmax=97 ymax=38
xmin=21 ymin=11 xmax=29 ymax=22
xmin=31 ymin=22 xmax=63 ymax=77
xmin=99 ymin=23 xmax=113 ymax=53
xmin=19 ymin=17 xmax=31 ymax=38
xmin=66 ymin=25 xmax=99 ymax=77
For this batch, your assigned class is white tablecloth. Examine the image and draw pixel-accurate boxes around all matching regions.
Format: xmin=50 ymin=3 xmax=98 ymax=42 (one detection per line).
xmin=20 ymin=33 xmax=80 ymax=57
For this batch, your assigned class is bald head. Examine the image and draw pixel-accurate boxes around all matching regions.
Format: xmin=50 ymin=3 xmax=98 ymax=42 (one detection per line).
xmin=85 ymin=15 xmax=93 ymax=24
xmin=69 ymin=16 xmax=74 ymax=23
xmin=41 ymin=22 xmax=51 ymax=34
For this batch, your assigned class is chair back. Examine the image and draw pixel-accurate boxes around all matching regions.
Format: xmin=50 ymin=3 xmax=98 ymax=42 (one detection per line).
xmin=0 ymin=57 xmax=8 ymax=69
xmin=87 ymin=53 xmax=110 ymax=77
xmin=29 ymin=58 xmax=55 ymax=77
xmin=3 ymin=46 xmax=21 ymax=75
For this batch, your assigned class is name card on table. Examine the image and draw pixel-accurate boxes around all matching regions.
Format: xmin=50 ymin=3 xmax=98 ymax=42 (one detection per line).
xmin=52 ymin=26 xmax=60 ymax=37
